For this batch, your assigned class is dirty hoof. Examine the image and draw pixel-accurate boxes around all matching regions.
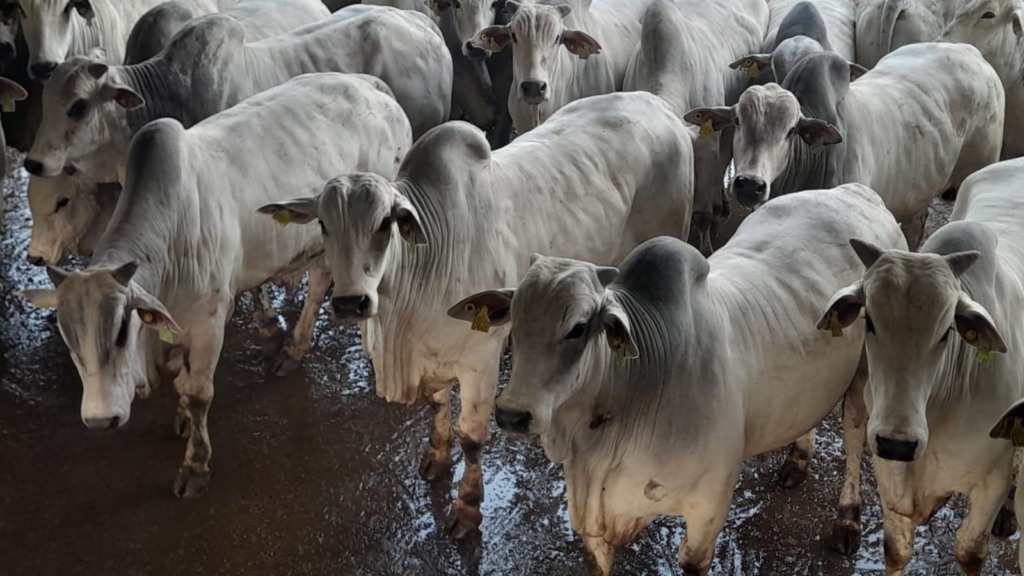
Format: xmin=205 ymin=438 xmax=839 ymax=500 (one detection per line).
xmin=259 ymin=327 xmax=287 ymax=358
xmin=173 ymin=467 xmax=210 ymax=499
xmin=270 ymin=353 xmax=303 ymax=376
xmin=941 ymin=188 xmax=958 ymax=201
xmin=992 ymin=505 xmax=1018 ymax=538
xmin=418 ymin=453 xmax=453 ymax=482
xmin=777 ymin=459 xmax=809 ymax=488
xmin=174 ymin=412 xmax=191 ymax=439
xmin=830 ymin=520 xmax=862 ymax=555
xmin=446 ymin=501 xmax=482 ymax=540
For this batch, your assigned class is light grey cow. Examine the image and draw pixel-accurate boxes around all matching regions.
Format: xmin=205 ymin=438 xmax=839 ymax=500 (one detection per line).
xmin=258 ymin=91 xmax=693 ymax=539
xmin=686 ymin=42 xmax=1004 ymax=249
xmin=622 ymin=0 xmax=767 ymax=255
xmin=857 ymin=0 xmax=959 ymax=68
xmin=819 ymin=158 xmax=1024 ymax=575
xmin=24 ymin=5 xmax=451 ymax=181
xmin=18 ymin=73 xmax=412 ymax=497
xmin=18 ymin=0 xmax=236 ymax=80
xmin=450 ymin=184 xmax=906 ymax=574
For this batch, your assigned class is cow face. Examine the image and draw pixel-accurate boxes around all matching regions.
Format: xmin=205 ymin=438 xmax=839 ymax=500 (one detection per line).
xmin=451 ymin=0 xmax=501 ymax=59
xmin=448 ymin=256 xmax=631 ymax=436
xmin=25 ymin=53 xmax=143 ymax=177
xmin=21 ymin=0 xmax=95 ymax=80
xmin=939 ymin=0 xmax=1024 ymax=54
xmin=26 ymin=173 xmax=101 ymax=265
xmin=19 ymin=262 xmax=182 ymax=430
xmin=0 ymin=0 xmax=22 ymax=64
xmin=259 ymin=174 xmax=426 ymax=321
xmin=818 ymin=239 xmax=1006 ymax=463
xmin=684 ymin=84 xmax=842 ymax=210
xmin=471 ymin=1 xmax=601 ymax=106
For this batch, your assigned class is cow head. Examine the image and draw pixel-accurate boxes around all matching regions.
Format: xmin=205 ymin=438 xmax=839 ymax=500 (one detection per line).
xmin=684 ymin=84 xmax=842 ymax=210
xmin=471 ymin=0 xmax=602 ymax=106
xmin=818 ymin=239 xmax=1006 ymax=463
xmin=19 ymin=262 xmax=182 ymax=430
xmin=27 ymin=174 xmax=113 ymax=266
xmin=448 ymin=0 xmax=504 ymax=59
xmin=939 ymin=0 xmax=1024 ymax=56
xmin=0 ymin=0 xmax=22 ymax=64
xmin=259 ymin=173 xmax=426 ymax=320
xmin=448 ymin=255 xmax=630 ymax=437
xmin=25 ymin=51 xmax=143 ymax=178
xmin=22 ymin=0 xmax=97 ymax=80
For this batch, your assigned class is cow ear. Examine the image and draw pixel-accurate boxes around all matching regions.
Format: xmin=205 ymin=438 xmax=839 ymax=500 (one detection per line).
xmin=562 ymin=30 xmax=601 ymax=59
xmin=728 ymin=54 xmax=771 ymax=77
xmin=989 ymin=398 xmax=1024 ymax=440
xmin=954 ymin=293 xmax=1007 ymax=353
xmin=849 ymin=62 xmax=868 ymax=80
xmin=849 ymin=238 xmax=885 ymax=269
xmin=683 ymin=106 xmax=735 ymax=131
xmin=0 ymin=77 xmax=27 ymax=102
xmin=392 ymin=194 xmax=427 ymax=245
xmin=529 ymin=253 xmax=544 ymax=266
xmin=111 ymin=261 xmax=138 ymax=286
xmin=555 ymin=3 xmax=572 ymax=18
xmin=86 ymin=62 xmax=108 ymax=79
xmin=797 ymin=116 xmax=843 ymax=147
xmin=257 ymin=198 xmax=318 ymax=227
xmin=446 ymin=289 xmax=515 ymax=327
xmin=505 ymin=0 xmax=522 ymax=16
xmin=943 ymin=250 xmax=981 ymax=278
xmin=473 ymin=25 xmax=512 ymax=53
xmin=112 ymin=86 xmax=144 ymax=110
xmin=1014 ymin=9 xmax=1024 ymax=38
xmin=600 ymin=297 xmax=638 ymax=359
xmin=18 ymin=288 xmax=58 ymax=310
xmin=132 ymin=289 xmax=183 ymax=335
xmin=73 ymin=0 xmax=96 ymax=19
xmin=596 ymin=266 xmax=618 ymax=287
xmin=46 ymin=265 xmax=70 ymax=288
xmin=816 ymin=281 xmax=864 ymax=335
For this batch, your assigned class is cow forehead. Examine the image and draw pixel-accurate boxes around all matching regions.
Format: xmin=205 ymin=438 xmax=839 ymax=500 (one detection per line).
xmin=515 ymin=262 xmax=603 ymax=327
xmin=737 ymin=85 xmax=800 ymax=126
xmin=863 ymin=253 xmax=959 ymax=320
xmin=511 ymin=5 xmax=564 ymax=37
xmin=320 ymin=176 xmax=392 ymax=223
xmin=55 ymin=273 xmax=128 ymax=352
xmin=47 ymin=60 xmax=96 ymax=103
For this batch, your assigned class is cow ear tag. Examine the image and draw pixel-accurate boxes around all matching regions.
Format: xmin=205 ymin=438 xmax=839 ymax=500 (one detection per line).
xmin=827 ymin=310 xmax=843 ymax=337
xmin=425 ymin=0 xmax=443 ymax=18
xmin=159 ymin=326 xmax=174 ymax=344
xmin=1012 ymin=417 xmax=1024 ymax=448
xmin=746 ymin=61 xmax=760 ymax=78
xmin=480 ymin=33 xmax=503 ymax=53
xmin=578 ymin=47 xmax=591 ymax=60
xmin=699 ymin=120 xmax=713 ymax=140
xmin=471 ymin=305 xmax=491 ymax=333
xmin=975 ymin=348 xmax=992 ymax=367
xmin=1 ymin=96 xmax=14 ymax=113
xmin=272 ymin=210 xmax=293 ymax=227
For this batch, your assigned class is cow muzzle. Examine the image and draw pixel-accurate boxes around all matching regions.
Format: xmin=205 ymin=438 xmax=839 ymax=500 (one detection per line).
xmin=495 ymin=406 xmax=532 ymax=434
xmin=731 ymin=175 xmax=768 ymax=210
xmin=29 ymin=61 xmax=58 ymax=82
xmin=83 ymin=415 xmax=123 ymax=430
xmin=519 ymin=80 xmax=548 ymax=105
xmin=875 ymin=435 xmax=920 ymax=462
xmin=331 ymin=294 xmax=375 ymax=319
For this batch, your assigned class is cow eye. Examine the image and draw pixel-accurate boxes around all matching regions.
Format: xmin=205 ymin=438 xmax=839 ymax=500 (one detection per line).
xmin=115 ymin=312 xmax=130 ymax=348
xmin=787 ymin=126 xmax=798 ymax=138
xmin=865 ymin=316 xmax=875 ymax=334
xmin=454 ymin=0 xmax=461 ymax=8
xmin=554 ymin=34 xmax=561 ymax=46
xmin=54 ymin=197 xmax=69 ymax=213
xmin=565 ymin=322 xmax=586 ymax=340
xmin=318 ymin=220 xmax=327 ymax=236
xmin=982 ymin=11 xmax=996 ymax=19
xmin=67 ymin=99 xmax=88 ymax=120
xmin=377 ymin=216 xmax=392 ymax=233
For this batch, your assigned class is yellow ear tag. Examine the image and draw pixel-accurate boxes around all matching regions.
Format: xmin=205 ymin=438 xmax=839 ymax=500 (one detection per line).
xmin=272 ymin=210 xmax=293 ymax=227
xmin=480 ymin=33 xmax=502 ymax=53
xmin=578 ymin=47 xmax=591 ymax=61
xmin=1 ymin=97 xmax=14 ymax=113
xmin=746 ymin=61 xmax=760 ymax=78
xmin=699 ymin=119 xmax=714 ymax=140
xmin=964 ymin=329 xmax=977 ymax=343
xmin=1011 ymin=417 xmax=1024 ymax=448
xmin=471 ymin=305 xmax=491 ymax=333
xmin=425 ymin=0 xmax=443 ymax=18
xmin=141 ymin=311 xmax=155 ymax=324
xmin=975 ymin=348 xmax=992 ymax=367
xmin=827 ymin=310 xmax=843 ymax=337
xmin=612 ymin=337 xmax=626 ymax=368
xmin=159 ymin=325 xmax=174 ymax=345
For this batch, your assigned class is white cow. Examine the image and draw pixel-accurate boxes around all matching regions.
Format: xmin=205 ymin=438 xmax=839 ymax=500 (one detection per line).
xmin=27 ymin=173 xmax=118 ymax=265
xmin=819 ymin=158 xmax=1024 ymax=575
xmin=857 ymin=0 xmax=959 ymax=68
xmin=622 ymin=0 xmax=768 ymax=254
xmin=258 ymin=91 xmax=694 ymax=539
xmin=939 ymin=0 xmax=1024 ymax=159
xmin=19 ymin=0 xmax=237 ymax=80
xmin=686 ymin=42 xmax=1004 ymax=249
xmin=449 ymin=184 xmax=906 ymax=574
xmin=18 ymin=73 xmax=412 ymax=497
xmin=469 ymin=0 xmax=650 ymax=133
xmin=25 ymin=5 xmax=451 ymax=182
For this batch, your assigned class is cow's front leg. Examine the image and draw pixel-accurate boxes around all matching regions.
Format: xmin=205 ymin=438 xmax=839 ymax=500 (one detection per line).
xmin=677 ymin=477 xmax=734 ymax=576
xmin=583 ymin=535 xmax=615 ymax=576
xmin=251 ymin=286 xmax=286 ymax=358
xmin=832 ymin=363 xmax=868 ymax=555
xmin=419 ymin=387 xmax=454 ymax=481
xmin=447 ymin=361 xmax=498 ymax=539
xmin=274 ymin=264 xmax=331 ymax=375
xmin=880 ymin=500 xmax=915 ymax=576
xmin=778 ymin=428 xmax=816 ymax=488
xmin=956 ymin=467 xmax=1012 ymax=576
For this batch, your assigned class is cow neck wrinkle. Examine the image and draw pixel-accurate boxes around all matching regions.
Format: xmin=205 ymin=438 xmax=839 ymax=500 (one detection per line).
xmin=384 ymin=178 xmax=453 ymax=304
xmin=771 ymin=132 xmax=832 ymax=196
xmin=121 ymin=60 xmax=176 ymax=133
xmin=929 ymin=279 xmax=984 ymax=409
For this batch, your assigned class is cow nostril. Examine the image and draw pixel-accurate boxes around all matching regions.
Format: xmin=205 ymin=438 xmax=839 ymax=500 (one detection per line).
xmin=331 ymin=295 xmax=373 ymax=319
xmin=83 ymin=416 xmax=121 ymax=430
xmin=875 ymin=436 xmax=919 ymax=462
xmin=23 ymin=158 xmax=44 ymax=175
xmin=30 ymin=61 xmax=57 ymax=80
xmin=495 ymin=407 xmax=532 ymax=434
xmin=27 ymin=255 xmax=44 ymax=267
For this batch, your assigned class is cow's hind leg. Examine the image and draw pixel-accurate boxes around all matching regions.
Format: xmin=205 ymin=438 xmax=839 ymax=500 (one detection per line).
xmin=956 ymin=469 xmax=1012 ymax=576
xmin=583 ymin=536 xmax=615 ymax=576
xmin=447 ymin=361 xmax=499 ymax=539
xmin=832 ymin=362 xmax=868 ymax=555
xmin=274 ymin=264 xmax=331 ymax=375
xmin=251 ymin=286 xmax=286 ymax=358
xmin=419 ymin=387 xmax=454 ymax=481
xmin=778 ymin=428 xmax=816 ymax=488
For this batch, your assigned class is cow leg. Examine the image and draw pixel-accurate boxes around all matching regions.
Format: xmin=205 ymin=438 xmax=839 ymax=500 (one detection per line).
xmin=832 ymin=364 xmax=868 ymax=555
xmin=899 ymin=210 xmax=928 ymax=252
xmin=251 ymin=286 xmax=285 ymax=358
xmin=778 ymin=428 xmax=815 ymax=488
xmin=419 ymin=387 xmax=454 ymax=481
xmin=956 ymin=471 xmax=1011 ymax=576
xmin=583 ymin=536 xmax=615 ymax=576
xmin=677 ymin=480 xmax=733 ymax=576
xmin=174 ymin=393 xmax=191 ymax=439
xmin=992 ymin=483 xmax=1017 ymax=538
xmin=274 ymin=264 xmax=330 ymax=375
xmin=881 ymin=502 xmax=915 ymax=575
xmin=447 ymin=362 xmax=498 ymax=540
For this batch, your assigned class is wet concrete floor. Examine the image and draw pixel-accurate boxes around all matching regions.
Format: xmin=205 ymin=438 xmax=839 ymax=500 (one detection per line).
xmin=0 ymin=155 xmax=1019 ymax=575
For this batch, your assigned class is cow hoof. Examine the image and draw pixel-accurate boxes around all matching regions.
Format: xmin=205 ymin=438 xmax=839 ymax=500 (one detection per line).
xmin=446 ymin=502 xmax=482 ymax=540
xmin=418 ymin=453 xmax=453 ymax=482
xmin=992 ymin=505 xmax=1018 ymax=538
xmin=174 ymin=412 xmax=191 ymax=439
xmin=259 ymin=326 xmax=287 ymax=358
xmin=830 ymin=520 xmax=862 ymax=556
xmin=173 ymin=467 xmax=211 ymax=499
xmin=777 ymin=459 xmax=809 ymax=489
xmin=271 ymin=353 xmax=302 ymax=376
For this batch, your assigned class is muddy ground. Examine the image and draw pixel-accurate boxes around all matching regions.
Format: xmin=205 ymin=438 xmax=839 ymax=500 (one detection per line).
xmin=0 ymin=156 xmax=1019 ymax=575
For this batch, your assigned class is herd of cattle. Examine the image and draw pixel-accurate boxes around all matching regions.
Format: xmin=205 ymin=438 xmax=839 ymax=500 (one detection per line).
xmin=5 ymin=0 xmax=1024 ymax=574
